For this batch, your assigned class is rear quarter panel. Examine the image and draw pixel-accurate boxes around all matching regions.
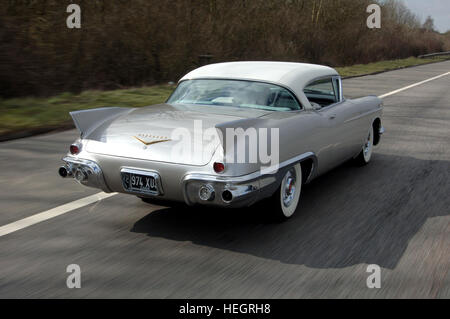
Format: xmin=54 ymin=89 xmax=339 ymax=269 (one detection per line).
xmin=346 ymin=95 xmax=383 ymax=151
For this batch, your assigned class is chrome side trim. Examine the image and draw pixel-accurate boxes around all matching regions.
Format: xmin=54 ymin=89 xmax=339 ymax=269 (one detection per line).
xmin=183 ymin=151 xmax=316 ymax=184
xmin=344 ymin=108 xmax=381 ymax=124
xmin=338 ymin=76 xmax=343 ymax=102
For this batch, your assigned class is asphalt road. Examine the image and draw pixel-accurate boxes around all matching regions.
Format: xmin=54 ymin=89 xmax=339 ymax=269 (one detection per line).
xmin=0 ymin=61 xmax=449 ymax=298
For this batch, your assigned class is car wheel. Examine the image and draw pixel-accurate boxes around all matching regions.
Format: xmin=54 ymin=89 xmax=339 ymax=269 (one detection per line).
xmin=354 ymin=125 xmax=374 ymax=166
xmin=270 ymin=163 xmax=302 ymax=220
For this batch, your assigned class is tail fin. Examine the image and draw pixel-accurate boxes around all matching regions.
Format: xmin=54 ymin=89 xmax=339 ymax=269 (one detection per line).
xmin=70 ymin=107 xmax=133 ymax=138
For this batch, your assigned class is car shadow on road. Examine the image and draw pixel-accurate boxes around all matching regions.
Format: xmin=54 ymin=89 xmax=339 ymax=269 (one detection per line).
xmin=131 ymin=153 xmax=450 ymax=269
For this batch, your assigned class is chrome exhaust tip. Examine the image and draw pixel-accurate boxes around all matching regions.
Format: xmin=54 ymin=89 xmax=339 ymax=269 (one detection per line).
xmin=58 ymin=166 xmax=71 ymax=178
xmin=221 ymin=190 xmax=233 ymax=203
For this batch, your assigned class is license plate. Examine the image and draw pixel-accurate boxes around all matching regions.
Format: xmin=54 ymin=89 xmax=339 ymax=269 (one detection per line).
xmin=121 ymin=169 xmax=161 ymax=195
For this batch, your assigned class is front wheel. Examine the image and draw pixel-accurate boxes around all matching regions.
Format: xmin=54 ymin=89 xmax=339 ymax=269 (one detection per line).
xmin=270 ymin=163 xmax=302 ymax=221
xmin=354 ymin=125 xmax=374 ymax=166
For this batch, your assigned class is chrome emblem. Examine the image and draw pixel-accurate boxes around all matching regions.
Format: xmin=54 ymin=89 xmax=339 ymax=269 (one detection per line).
xmin=133 ymin=134 xmax=171 ymax=146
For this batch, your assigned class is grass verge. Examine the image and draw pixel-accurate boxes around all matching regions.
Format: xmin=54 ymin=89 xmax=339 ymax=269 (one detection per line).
xmin=1 ymin=56 xmax=449 ymax=139
xmin=0 ymin=85 xmax=175 ymax=137
xmin=336 ymin=56 xmax=449 ymax=77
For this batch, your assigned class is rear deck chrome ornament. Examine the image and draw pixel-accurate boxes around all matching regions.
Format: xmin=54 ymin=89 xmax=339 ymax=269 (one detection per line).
xmin=133 ymin=135 xmax=171 ymax=146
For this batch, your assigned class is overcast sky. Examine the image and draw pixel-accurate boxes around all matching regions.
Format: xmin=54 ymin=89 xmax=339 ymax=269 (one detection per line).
xmin=402 ymin=0 xmax=450 ymax=33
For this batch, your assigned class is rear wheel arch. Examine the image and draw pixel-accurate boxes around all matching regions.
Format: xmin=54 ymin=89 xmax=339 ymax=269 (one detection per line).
xmin=300 ymin=157 xmax=315 ymax=184
xmin=373 ymin=117 xmax=382 ymax=146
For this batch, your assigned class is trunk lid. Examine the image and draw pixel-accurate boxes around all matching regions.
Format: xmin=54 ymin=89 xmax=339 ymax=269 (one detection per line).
xmin=85 ymin=104 xmax=269 ymax=165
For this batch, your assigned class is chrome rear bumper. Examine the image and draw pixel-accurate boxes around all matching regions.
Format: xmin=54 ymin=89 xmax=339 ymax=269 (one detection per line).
xmin=58 ymin=156 xmax=269 ymax=207
xmin=58 ymin=155 xmax=305 ymax=208
xmin=180 ymin=170 xmax=284 ymax=208
xmin=59 ymin=156 xmax=111 ymax=193
xmin=182 ymin=174 xmax=260 ymax=208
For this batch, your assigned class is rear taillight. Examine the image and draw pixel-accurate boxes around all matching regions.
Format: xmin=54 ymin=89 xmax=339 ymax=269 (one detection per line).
xmin=70 ymin=144 xmax=80 ymax=155
xmin=213 ymin=162 xmax=225 ymax=173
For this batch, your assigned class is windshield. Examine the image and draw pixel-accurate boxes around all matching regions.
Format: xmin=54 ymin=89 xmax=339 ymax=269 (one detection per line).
xmin=167 ymin=79 xmax=301 ymax=111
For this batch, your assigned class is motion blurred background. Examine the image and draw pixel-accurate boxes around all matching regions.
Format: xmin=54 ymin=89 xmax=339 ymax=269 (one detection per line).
xmin=1 ymin=0 xmax=449 ymax=98
xmin=0 ymin=0 xmax=449 ymax=137
xmin=0 ymin=1 xmax=449 ymax=299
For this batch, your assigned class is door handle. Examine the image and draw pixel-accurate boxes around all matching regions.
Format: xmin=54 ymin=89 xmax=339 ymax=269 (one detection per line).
xmin=329 ymin=114 xmax=337 ymax=120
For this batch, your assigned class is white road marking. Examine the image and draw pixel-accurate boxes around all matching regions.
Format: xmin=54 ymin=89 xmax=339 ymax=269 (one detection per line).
xmin=379 ymin=71 xmax=450 ymax=98
xmin=0 ymin=192 xmax=116 ymax=237
xmin=1 ymin=68 xmax=449 ymax=238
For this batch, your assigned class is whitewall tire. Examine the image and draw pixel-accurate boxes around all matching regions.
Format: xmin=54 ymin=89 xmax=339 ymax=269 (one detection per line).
xmin=355 ymin=125 xmax=374 ymax=165
xmin=272 ymin=163 xmax=302 ymax=220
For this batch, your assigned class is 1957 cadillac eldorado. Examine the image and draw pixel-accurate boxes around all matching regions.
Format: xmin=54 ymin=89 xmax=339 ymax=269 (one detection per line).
xmin=58 ymin=62 xmax=384 ymax=219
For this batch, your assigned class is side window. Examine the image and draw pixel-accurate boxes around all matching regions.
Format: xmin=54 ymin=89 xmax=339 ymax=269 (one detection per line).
xmin=304 ymin=78 xmax=339 ymax=108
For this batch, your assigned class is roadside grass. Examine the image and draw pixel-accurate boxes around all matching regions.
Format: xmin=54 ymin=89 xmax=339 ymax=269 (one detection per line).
xmin=0 ymin=85 xmax=175 ymax=136
xmin=336 ymin=56 xmax=449 ymax=77
xmin=1 ymin=56 xmax=449 ymax=138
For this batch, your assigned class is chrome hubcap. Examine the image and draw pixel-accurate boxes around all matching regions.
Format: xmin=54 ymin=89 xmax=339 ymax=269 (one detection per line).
xmin=282 ymin=169 xmax=296 ymax=207
xmin=364 ymin=131 xmax=372 ymax=156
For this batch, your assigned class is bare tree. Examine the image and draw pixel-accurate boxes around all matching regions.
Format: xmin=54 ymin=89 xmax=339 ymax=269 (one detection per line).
xmin=0 ymin=0 xmax=445 ymax=98
xmin=423 ymin=16 xmax=435 ymax=32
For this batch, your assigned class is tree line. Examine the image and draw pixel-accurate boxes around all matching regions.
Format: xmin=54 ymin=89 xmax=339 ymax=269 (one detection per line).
xmin=0 ymin=0 xmax=447 ymax=98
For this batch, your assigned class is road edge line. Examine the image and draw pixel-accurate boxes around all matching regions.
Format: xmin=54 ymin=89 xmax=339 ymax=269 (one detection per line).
xmin=0 ymin=192 xmax=116 ymax=237
xmin=379 ymin=71 xmax=450 ymax=98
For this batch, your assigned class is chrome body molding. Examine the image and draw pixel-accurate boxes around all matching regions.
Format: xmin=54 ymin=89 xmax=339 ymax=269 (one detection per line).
xmin=344 ymin=107 xmax=382 ymax=124
xmin=182 ymin=151 xmax=316 ymax=184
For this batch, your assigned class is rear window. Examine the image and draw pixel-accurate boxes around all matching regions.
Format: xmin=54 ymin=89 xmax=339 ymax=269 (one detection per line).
xmin=167 ymin=79 xmax=302 ymax=111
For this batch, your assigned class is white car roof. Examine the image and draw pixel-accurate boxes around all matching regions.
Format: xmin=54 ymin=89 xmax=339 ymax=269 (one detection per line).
xmin=180 ymin=61 xmax=339 ymax=98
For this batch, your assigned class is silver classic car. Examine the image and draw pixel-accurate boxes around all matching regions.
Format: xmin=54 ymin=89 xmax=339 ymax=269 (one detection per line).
xmin=58 ymin=62 xmax=384 ymax=219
